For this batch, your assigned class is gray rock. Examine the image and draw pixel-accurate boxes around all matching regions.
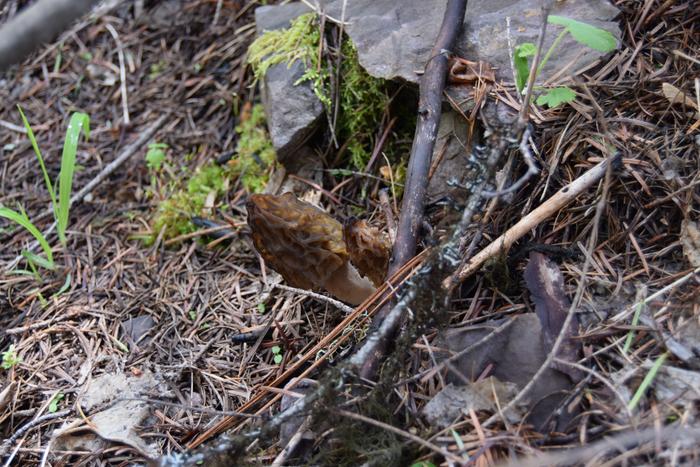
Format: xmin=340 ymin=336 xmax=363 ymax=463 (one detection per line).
xmin=427 ymin=110 xmax=471 ymax=203
xmin=327 ymin=0 xmax=620 ymax=84
xmin=254 ymin=0 xmax=620 ymax=166
xmin=255 ymin=3 xmax=310 ymax=34
xmin=254 ymin=4 xmax=323 ymax=165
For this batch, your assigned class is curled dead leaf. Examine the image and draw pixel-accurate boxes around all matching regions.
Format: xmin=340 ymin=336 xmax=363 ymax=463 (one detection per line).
xmin=448 ymin=57 xmax=495 ymax=84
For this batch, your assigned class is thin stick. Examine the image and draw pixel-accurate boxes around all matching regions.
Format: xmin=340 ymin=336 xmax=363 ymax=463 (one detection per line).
xmin=386 ymin=0 xmax=469 ymax=288
xmin=0 ymin=0 xmax=101 ymax=71
xmin=274 ymin=283 xmax=354 ymax=314
xmin=497 ymin=426 xmax=700 ymax=467
xmin=449 ymin=156 xmax=614 ymax=285
xmin=0 ymin=410 xmax=71 ymax=457
xmin=105 ymin=22 xmax=129 ymax=125
xmin=482 ymin=111 xmax=616 ymax=431
xmin=553 ymin=357 xmax=632 ymax=419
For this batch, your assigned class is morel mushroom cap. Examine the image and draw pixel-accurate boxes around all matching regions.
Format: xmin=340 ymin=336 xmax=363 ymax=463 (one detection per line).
xmin=343 ymin=219 xmax=391 ymax=287
xmin=246 ymin=192 xmax=375 ymax=305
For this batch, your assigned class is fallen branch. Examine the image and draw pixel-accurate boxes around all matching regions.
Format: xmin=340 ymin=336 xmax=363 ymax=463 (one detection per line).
xmin=0 ymin=0 xmax=102 ymax=71
xmin=497 ymin=426 xmax=700 ymax=467
xmin=384 ymin=0 xmax=469 ymax=289
xmin=363 ymin=0 xmax=469 ymax=378
xmin=445 ymin=156 xmax=617 ymax=287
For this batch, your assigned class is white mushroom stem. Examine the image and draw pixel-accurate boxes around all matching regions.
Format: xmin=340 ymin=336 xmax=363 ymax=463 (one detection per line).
xmin=321 ymin=262 xmax=376 ymax=306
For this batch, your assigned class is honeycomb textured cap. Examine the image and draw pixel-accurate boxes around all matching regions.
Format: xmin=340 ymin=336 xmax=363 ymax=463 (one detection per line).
xmin=343 ymin=219 xmax=391 ymax=286
xmin=246 ymin=192 xmax=348 ymax=290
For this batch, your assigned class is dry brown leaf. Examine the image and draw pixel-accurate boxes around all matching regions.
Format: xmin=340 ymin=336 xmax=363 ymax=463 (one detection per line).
xmin=54 ymin=371 xmax=167 ymax=458
xmin=662 ymin=83 xmax=699 ymax=114
xmin=422 ymin=378 xmax=523 ymax=428
xmin=681 ymin=220 xmax=700 ymax=268
xmin=524 ymin=252 xmax=583 ymax=381
xmin=437 ymin=314 xmax=578 ymax=432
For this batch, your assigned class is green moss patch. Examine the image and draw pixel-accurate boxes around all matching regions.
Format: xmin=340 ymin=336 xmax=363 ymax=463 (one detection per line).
xmin=337 ymin=41 xmax=390 ymax=169
xmin=148 ymin=104 xmax=275 ymax=242
xmin=248 ymin=13 xmax=330 ymax=107
xmin=248 ymin=13 xmax=409 ymax=173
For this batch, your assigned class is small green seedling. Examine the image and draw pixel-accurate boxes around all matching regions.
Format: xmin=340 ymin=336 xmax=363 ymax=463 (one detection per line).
xmin=0 ymin=107 xmax=89 ymax=274
xmin=48 ymin=391 xmax=64 ymax=413
xmin=111 ymin=336 xmax=129 ymax=353
xmin=146 ymin=143 xmax=168 ymax=171
xmin=514 ymin=15 xmax=616 ymax=108
xmin=1 ymin=345 xmax=21 ymax=369
xmin=271 ymin=345 xmax=283 ymax=365
xmin=2 ymin=345 xmax=21 ymax=369
xmin=257 ymin=303 xmax=266 ymax=313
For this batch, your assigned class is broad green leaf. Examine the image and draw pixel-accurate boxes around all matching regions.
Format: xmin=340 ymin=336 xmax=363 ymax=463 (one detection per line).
xmin=273 ymin=354 xmax=283 ymax=364
xmin=536 ymin=87 xmax=577 ymax=108
xmin=0 ymin=207 xmax=53 ymax=267
xmin=57 ymin=112 xmax=90 ymax=245
xmin=514 ymin=43 xmax=536 ymax=92
xmin=548 ymin=15 xmax=617 ymax=53
xmin=17 ymin=106 xmax=56 ymax=208
xmin=271 ymin=345 xmax=281 ymax=354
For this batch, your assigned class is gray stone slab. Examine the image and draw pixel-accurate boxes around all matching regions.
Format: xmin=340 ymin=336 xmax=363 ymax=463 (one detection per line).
xmin=327 ymin=0 xmax=621 ymax=84
xmin=254 ymin=3 xmax=322 ymax=165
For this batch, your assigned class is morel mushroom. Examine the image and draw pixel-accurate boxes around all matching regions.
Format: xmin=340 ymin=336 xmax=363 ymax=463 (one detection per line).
xmin=246 ymin=192 xmax=376 ymax=305
xmin=343 ymin=219 xmax=391 ymax=287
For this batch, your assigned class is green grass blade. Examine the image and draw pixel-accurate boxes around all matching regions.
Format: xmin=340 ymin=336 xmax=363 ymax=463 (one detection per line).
xmin=56 ymin=112 xmax=90 ymax=245
xmin=53 ymin=273 xmax=72 ymax=298
xmin=0 ymin=207 xmax=54 ymax=268
xmin=22 ymin=250 xmax=55 ymax=271
xmin=623 ymin=301 xmax=645 ymax=354
xmin=17 ymin=106 xmax=57 ymax=208
xmin=628 ymin=352 xmax=668 ymax=412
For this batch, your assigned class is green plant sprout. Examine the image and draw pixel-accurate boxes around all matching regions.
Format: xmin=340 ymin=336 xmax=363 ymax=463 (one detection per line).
xmin=48 ymin=391 xmax=65 ymax=413
xmin=0 ymin=107 xmax=89 ymax=273
xmin=514 ymin=15 xmax=616 ymax=108
xmin=148 ymin=104 xmax=275 ymax=241
xmin=1 ymin=345 xmax=21 ymax=370
xmin=271 ymin=345 xmax=283 ymax=365
xmin=146 ymin=143 xmax=168 ymax=171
